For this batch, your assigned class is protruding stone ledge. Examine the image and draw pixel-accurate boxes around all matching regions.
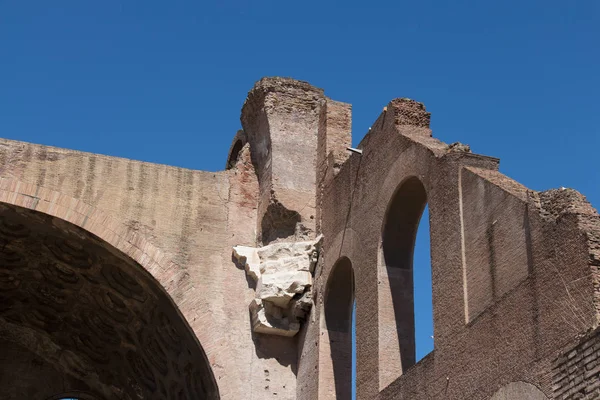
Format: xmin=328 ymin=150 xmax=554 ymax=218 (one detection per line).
xmin=233 ymin=235 xmax=323 ymax=337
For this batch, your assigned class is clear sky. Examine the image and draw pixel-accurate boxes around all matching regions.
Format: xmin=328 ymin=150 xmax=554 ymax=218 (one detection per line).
xmin=1 ymin=0 xmax=598 ymax=395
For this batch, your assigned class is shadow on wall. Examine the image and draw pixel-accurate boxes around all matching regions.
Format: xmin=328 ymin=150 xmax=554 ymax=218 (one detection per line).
xmin=0 ymin=203 xmax=220 ymax=400
xmin=380 ymin=176 xmax=432 ymax=386
xmin=226 ymin=140 xmax=244 ymax=169
xmin=251 ymin=330 xmax=299 ymax=374
xmin=260 ymin=201 xmax=302 ymax=244
xmin=324 ymin=257 xmax=355 ymax=400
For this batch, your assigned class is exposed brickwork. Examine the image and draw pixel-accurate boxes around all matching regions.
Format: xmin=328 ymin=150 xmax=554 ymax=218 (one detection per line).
xmin=241 ymin=77 xmax=325 ymax=245
xmin=553 ymin=328 xmax=600 ymax=399
xmin=538 ymin=188 xmax=600 ymax=324
xmin=0 ymin=77 xmax=598 ymax=400
xmin=315 ymin=85 xmax=599 ymax=400
xmin=389 ymin=98 xmax=431 ymax=129
xmin=316 ymin=99 xmax=351 ymax=234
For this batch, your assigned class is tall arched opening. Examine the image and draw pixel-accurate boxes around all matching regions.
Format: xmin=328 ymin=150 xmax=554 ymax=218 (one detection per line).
xmin=320 ymin=257 xmax=355 ymax=400
xmin=0 ymin=203 xmax=219 ymax=399
xmin=378 ymin=176 xmax=431 ymax=389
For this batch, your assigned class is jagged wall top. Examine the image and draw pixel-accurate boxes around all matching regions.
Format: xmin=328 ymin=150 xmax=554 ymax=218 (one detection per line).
xmin=242 ymin=77 xmax=325 ymax=114
xmin=239 ymin=77 xmax=332 ymax=245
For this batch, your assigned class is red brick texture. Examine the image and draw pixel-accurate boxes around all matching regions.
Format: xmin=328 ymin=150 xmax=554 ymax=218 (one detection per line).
xmin=1 ymin=77 xmax=599 ymax=400
xmin=312 ymin=95 xmax=600 ymax=400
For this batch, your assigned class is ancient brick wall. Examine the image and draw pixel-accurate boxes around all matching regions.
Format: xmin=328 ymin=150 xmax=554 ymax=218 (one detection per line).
xmin=552 ymin=328 xmax=600 ymax=399
xmin=0 ymin=135 xmax=295 ymax=398
xmin=1 ymin=77 xmax=598 ymax=400
xmin=311 ymin=91 xmax=600 ymax=400
xmin=241 ymin=78 xmax=325 ymax=245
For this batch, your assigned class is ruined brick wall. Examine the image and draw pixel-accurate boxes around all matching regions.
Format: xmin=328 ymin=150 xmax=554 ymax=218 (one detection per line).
xmin=0 ymin=136 xmax=295 ymax=399
xmin=241 ymin=78 xmax=325 ymax=245
xmin=553 ymin=328 xmax=600 ymax=399
xmin=310 ymin=94 xmax=600 ymax=400
xmin=1 ymin=77 xmax=598 ymax=400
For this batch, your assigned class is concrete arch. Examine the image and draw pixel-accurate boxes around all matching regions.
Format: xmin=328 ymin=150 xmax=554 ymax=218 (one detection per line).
xmin=0 ymin=177 xmax=219 ymax=399
xmin=0 ymin=177 xmax=180 ymax=293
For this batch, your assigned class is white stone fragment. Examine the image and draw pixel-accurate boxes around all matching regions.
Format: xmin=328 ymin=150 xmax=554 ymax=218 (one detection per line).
xmin=232 ymin=235 xmax=323 ymax=336
xmin=257 ymin=270 xmax=312 ymax=308
xmin=250 ymin=299 xmax=300 ymax=337
xmin=232 ymin=245 xmax=261 ymax=281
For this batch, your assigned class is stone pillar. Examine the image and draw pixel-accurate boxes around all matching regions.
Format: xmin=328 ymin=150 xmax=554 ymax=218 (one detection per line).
xmin=241 ymin=77 xmax=327 ymax=245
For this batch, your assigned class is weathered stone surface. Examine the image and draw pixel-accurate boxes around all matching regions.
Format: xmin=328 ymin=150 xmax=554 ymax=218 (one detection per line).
xmin=0 ymin=76 xmax=598 ymax=400
xmin=0 ymin=203 xmax=218 ymax=399
xmin=250 ymin=299 xmax=300 ymax=337
xmin=233 ymin=235 xmax=322 ymax=336
xmin=490 ymin=382 xmax=549 ymax=399
xmin=242 ymin=77 xmax=325 ymax=245
xmin=232 ymin=245 xmax=261 ymax=281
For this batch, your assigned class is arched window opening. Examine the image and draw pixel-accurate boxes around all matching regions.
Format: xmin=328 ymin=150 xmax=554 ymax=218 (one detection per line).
xmin=321 ymin=257 xmax=355 ymax=400
xmin=414 ymin=205 xmax=433 ymax=361
xmin=378 ymin=176 xmax=432 ymax=389
xmin=226 ymin=139 xmax=244 ymax=169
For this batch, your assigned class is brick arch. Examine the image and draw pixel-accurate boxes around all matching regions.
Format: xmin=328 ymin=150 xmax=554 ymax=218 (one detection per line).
xmin=377 ymin=175 xmax=430 ymax=388
xmin=0 ymin=177 xmax=189 ymax=309
xmin=319 ymin=256 xmax=355 ymax=400
xmin=376 ymin=144 xmax=435 ymax=390
xmin=377 ymin=143 xmax=435 ymax=220
xmin=0 ymin=177 xmax=220 ymax=399
xmin=489 ymin=381 xmax=549 ymax=399
xmin=318 ymin=228 xmax=362 ymax=400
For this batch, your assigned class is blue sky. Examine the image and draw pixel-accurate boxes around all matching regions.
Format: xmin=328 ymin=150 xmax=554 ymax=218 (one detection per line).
xmin=1 ymin=1 xmax=597 ymax=204
xmin=1 ymin=0 xmax=598 ymax=396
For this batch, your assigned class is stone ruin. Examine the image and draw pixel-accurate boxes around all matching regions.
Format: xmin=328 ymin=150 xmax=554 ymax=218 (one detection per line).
xmin=0 ymin=77 xmax=598 ymax=400
xmin=233 ymin=235 xmax=322 ymax=337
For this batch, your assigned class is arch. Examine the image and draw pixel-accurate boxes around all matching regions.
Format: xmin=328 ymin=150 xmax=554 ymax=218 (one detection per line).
xmin=320 ymin=256 xmax=355 ymax=400
xmin=0 ymin=177 xmax=220 ymax=399
xmin=378 ymin=176 xmax=430 ymax=389
xmin=489 ymin=381 xmax=549 ymax=399
xmin=226 ymin=140 xmax=244 ymax=169
xmin=225 ymin=130 xmax=247 ymax=169
xmin=0 ymin=177 xmax=179 ymax=293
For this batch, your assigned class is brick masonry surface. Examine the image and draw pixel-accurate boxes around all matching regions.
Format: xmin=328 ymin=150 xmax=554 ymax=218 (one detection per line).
xmin=553 ymin=328 xmax=600 ymax=399
xmin=0 ymin=77 xmax=599 ymax=400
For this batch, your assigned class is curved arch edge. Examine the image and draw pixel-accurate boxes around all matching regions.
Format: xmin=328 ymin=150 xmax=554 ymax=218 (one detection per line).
xmin=0 ymin=176 xmax=221 ymax=398
xmin=0 ymin=177 xmax=176 ymax=291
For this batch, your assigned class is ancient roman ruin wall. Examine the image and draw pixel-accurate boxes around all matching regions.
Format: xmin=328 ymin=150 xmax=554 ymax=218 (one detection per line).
xmin=0 ymin=77 xmax=598 ymax=400
xmin=0 ymin=136 xmax=297 ymax=399
xmin=310 ymin=94 xmax=600 ymax=400
xmin=552 ymin=327 xmax=600 ymax=399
